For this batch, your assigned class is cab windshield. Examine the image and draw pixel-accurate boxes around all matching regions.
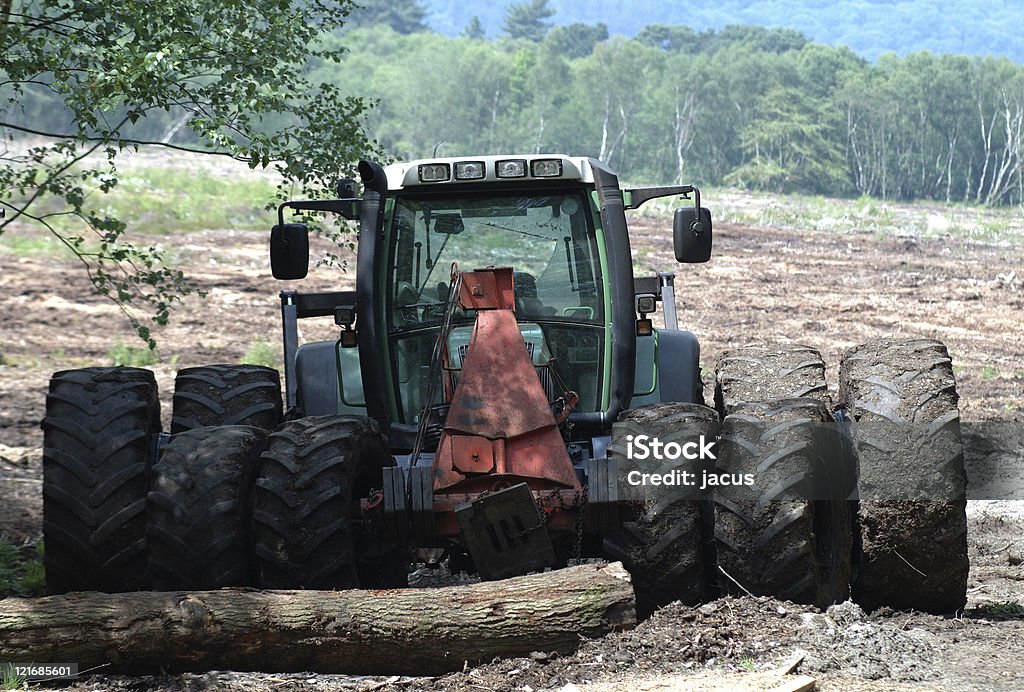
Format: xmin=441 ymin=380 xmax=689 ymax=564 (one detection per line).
xmin=385 ymin=189 xmax=606 ymax=423
xmin=388 ymin=191 xmax=602 ymax=326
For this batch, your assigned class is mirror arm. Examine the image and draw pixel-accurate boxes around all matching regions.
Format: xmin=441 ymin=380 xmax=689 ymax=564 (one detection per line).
xmin=279 ymin=198 xmax=362 ymax=222
xmin=624 ymin=185 xmax=694 ymax=210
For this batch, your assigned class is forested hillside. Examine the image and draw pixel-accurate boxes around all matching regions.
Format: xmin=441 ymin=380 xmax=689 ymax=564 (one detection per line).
xmin=7 ymin=2 xmax=1024 ymax=206
xmin=312 ymin=24 xmax=1024 ymax=205
xmin=423 ymin=0 xmax=1023 ymax=62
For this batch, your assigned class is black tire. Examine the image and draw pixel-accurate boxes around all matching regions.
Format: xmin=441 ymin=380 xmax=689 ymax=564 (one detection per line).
xmin=604 ymin=402 xmax=720 ymax=616
xmin=252 ymin=415 xmax=407 ymax=589
xmin=147 ymin=426 xmax=268 ymax=590
xmin=171 ymin=364 xmax=282 ymax=433
xmin=715 ymin=344 xmax=829 ymax=417
xmin=41 ymin=367 xmax=160 ymax=593
xmin=713 ymin=399 xmax=851 ymax=607
xmin=839 ymin=338 xmax=968 ymax=613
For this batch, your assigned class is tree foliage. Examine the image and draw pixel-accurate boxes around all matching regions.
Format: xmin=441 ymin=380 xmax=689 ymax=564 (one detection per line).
xmin=726 ymin=87 xmax=848 ymax=193
xmin=347 ymin=0 xmax=428 ymax=34
xmin=421 ymin=0 xmax=1024 ymax=64
xmin=636 ymin=25 xmax=699 ymax=53
xmin=548 ymin=22 xmax=609 ymax=59
xmin=463 ymin=16 xmax=486 ymax=40
xmin=502 ymin=0 xmax=555 ymax=42
xmin=0 ymin=0 xmax=376 ymax=347
xmin=323 ymin=25 xmax=1024 ymax=206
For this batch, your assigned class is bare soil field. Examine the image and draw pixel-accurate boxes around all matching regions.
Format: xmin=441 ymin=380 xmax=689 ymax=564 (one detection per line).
xmin=1 ymin=207 xmax=1022 ymax=690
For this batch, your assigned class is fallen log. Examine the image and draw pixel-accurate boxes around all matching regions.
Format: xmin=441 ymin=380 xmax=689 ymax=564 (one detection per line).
xmin=0 ymin=562 xmax=635 ymax=676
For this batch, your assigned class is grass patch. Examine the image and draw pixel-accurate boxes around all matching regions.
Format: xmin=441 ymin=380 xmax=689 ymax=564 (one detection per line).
xmin=4 ymin=157 xmax=278 ymax=246
xmin=1 ymin=158 xmax=278 ymax=264
xmin=0 ymin=229 xmax=76 ymax=258
xmin=0 ymin=539 xmax=46 ymax=598
xmin=634 ymin=186 xmax=1024 ymax=245
xmin=241 ymin=341 xmax=281 ymax=369
xmin=980 ymin=364 xmax=1000 ymax=380
xmin=103 ymin=166 xmax=278 ymax=234
xmin=108 ymin=341 xmax=159 ymax=367
xmin=1 ymin=663 xmax=25 ymax=690
xmin=976 ymin=601 xmax=1024 ymax=617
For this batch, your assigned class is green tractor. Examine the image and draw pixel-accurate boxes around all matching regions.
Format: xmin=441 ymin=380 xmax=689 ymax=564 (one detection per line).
xmin=41 ymin=155 xmax=968 ymax=616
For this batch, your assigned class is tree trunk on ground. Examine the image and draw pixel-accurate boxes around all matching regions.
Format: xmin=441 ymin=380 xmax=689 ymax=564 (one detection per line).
xmin=0 ymin=562 xmax=636 ymax=676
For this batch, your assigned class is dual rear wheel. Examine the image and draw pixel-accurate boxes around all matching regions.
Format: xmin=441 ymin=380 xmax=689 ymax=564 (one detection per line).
xmin=609 ymin=339 xmax=968 ymax=616
xmin=42 ymin=364 xmax=401 ymax=593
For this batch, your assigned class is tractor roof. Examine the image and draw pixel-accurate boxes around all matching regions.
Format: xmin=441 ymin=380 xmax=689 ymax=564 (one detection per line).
xmin=382 ymin=155 xmax=597 ymax=190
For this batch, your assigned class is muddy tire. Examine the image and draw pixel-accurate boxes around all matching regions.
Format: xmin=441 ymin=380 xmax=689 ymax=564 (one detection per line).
xmin=252 ymin=415 xmax=407 ymax=589
xmin=147 ymin=426 xmax=268 ymax=590
xmin=171 ymin=364 xmax=282 ymax=433
xmin=715 ymin=344 xmax=829 ymax=416
xmin=840 ymin=338 xmax=968 ymax=613
xmin=41 ymin=367 xmax=160 ymax=593
xmin=604 ymin=402 xmax=720 ymax=616
xmin=713 ymin=399 xmax=851 ymax=607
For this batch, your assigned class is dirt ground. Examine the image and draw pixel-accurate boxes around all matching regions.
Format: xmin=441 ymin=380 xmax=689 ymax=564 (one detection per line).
xmin=1 ymin=208 xmax=1022 ymax=690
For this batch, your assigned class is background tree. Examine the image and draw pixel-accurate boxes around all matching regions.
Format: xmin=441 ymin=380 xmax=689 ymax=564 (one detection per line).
xmin=636 ymin=24 xmax=700 ymax=53
xmin=507 ymin=41 xmax=573 ymax=152
xmin=574 ymin=40 xmax=663 ymax=172
xmin=464 ymin=16 xmax=486 ymax=40
xmin=969 ymin=57 xmax=1024 ymax=205
xmin=346 ymin=0 xmax=428 ymax=34
xmin=547 ymin=22 xmax=609 ymax=59
xmin=0 ymin=0 xmax=376 ymax=347
xmin=502 ymin=0 xmax=556 ymax=42
xmin=19 ymin=6 xmax=1016 ymax=226
xmin=654 ymin=52 xmax=711 ymax=183
xmin=711 ymin=25 xmax=808 ymax=54
xmin=726 ymin=86 xmax=849 ymax=194
xmin=311 ymin=21 xmax=1024 ymax=205
xmin=322 ymin=28 xmax=515 ymax=159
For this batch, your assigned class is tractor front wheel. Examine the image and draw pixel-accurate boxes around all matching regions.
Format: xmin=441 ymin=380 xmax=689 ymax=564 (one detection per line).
xmin=251 ymin=415 xmax=407 ymax=589
xmin=603 ymin=402 xmax=720 ymax=616
xmin=147 ymin=425 xmax=268 ymax=590
xmin=713 ymin=398 xmax=851 ymax=607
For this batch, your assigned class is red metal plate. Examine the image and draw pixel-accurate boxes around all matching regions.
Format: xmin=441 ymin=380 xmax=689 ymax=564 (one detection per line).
xmin=450 ymin=435 xmax=495 ymax=474
xmin=458 ymin=267 xmax=515 ymax=311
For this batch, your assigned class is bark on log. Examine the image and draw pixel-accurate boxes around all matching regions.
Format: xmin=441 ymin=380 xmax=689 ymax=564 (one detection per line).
xmin=0 ymin=562 xmax=635 ymax=676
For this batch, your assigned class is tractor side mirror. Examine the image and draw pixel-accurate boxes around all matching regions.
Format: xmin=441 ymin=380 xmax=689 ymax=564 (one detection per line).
xmin=673 ymin=207 xmax=713 ymax=263
xmin=270 ymin=223 xmax=309 ymax=280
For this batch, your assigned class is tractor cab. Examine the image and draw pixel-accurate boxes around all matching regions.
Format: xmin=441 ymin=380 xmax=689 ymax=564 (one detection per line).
xmin=272 ymin=155 xmax=711 ymax=450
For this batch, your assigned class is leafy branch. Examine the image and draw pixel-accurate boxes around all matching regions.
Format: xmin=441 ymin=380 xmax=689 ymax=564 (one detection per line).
xmin=0 ymin=0 xmax=378 ymax=347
